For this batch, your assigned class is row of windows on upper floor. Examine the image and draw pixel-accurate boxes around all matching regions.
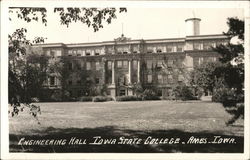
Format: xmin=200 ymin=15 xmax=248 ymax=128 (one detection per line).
xmin=68 ymin=56 xmax=217 ymax=72
xmin=44 ymin=40 xmax=227 ymax=57
xmin=147 ymin=74 xmax=185 ymax=84
xmin=68 ymin=60 xmax=139 ymax=71
xmin=68 ymin=59 xmax=184 ymax=72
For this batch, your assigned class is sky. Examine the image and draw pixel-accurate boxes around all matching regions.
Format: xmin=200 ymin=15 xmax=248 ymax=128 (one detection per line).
xmin=8 ymin=4 xmax=245 ymax=44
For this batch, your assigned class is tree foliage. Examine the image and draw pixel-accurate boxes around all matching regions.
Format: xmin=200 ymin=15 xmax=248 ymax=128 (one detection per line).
xmin=9 ymin=7 xmax=127 ymax=32
xmin=173 ymin=84 xmax=195 ymax=101
xmin=190 ymin=17 xmax=244 ymax=125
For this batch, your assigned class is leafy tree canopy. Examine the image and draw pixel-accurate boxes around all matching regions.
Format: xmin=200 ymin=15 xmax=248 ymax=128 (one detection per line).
xmin=9 ymin=7 xmax=127 ymax=32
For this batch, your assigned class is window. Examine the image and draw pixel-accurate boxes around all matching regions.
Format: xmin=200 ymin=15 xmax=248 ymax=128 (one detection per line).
xmin=107 ymin=61 xmax=112 ymax=70
xmin=198 ymin=57 xmax=204 ymax=65
xmin=117 ymin=61 xmax=122 ymax=68
xmin=50 ymin=50 xmax=55 ymax=58
xmin=123 ymin=51 xmax=128 ymax=54
xmin=107 ymin=47 xmax=113 ymax=54
xmin=147 ymin=60 xmax=153 ymax=69
xmin=77 ymin=79 xmax=81 ymax=85
xmin=203 ymin=41 xmax=213 ymax=50
xmin=157 ymin=49 xmax=162 ymax=53
xmin=68 ymin=50 xmax=72 ymax=56
xmin=168 ymin=75 xmax=173 ymax=83
xmin=90 ymin=50 xmax=95 ymax=55
xmin=50 ymin=76 xmax=55 ymax=86
xmin=194 ymin=42 xmax=202 ymax=50
xmin=81 ymin=61 xmax=85 ymax=69
xmin=119 ymin=89 xmax=126 ymax=96
xmin=167 ymin=46 xmax=173 ymax=52
xmin=167 ymin=59 xmax=173 ymax=66
xmin=177 ymin=45 xmax=183 ymax=52
xmin=147 ymin=75 xmax=152 ymax=83
xmin=118 ymin=76 xmax=126 ymax=85
xmin=95 ymin=49 xmax=100 ymax=55
xmin=132 ymin=45 xmax=139 ymax=53
xmin=123 ymin=61 xmax=128 ymax=68
xmin=46 ymin=50 xmax=50 ymax=56
xmin=56 ymin=50 xmax=62 ymax=57
xmin=86 ymin=52 xmax=90 ymax=56
xmin=193 ymin=57 xmax=199 ymax=67
xmin=157 ymin=74 xmax=163 ymax=83
xmin=147 ymin=46 xmax=154 ymax=53
xmin=157 ymin=60 xmax=163 ymax=68
xmin=68 ymin=80 xmax=72 ymax=85
xmin=178 ymin=75 xmax=184 ymax=82
xmin=95 ymin=62 xmax=100 ymax=70
xmin=86 ymin=62 xmax=91 ymax=70
xmin=211 ymin=42 xmax=216 ymax=48
xmin=133 ymin=60 xmax=138 ymax=70
xmin=95 ymin=78 xmax=100 ymax=84
xmin=75 ymin=60 xmax=81 ymax=70
xmin=77 ymin=50 xmax=82 ymax=56
xmin=69 ymin=62 xmax=73 ymax=70
xmin=147 ymin=50 xmax=153 ymax=53
xmin=82 ymin=50 xmax=86 ymax=56
xmin=73 ymin=50 xmax=77 ymax=56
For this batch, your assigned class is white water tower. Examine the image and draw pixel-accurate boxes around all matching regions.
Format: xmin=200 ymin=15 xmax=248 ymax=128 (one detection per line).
xmin=185 ymin=18 xmax=201 ymax=36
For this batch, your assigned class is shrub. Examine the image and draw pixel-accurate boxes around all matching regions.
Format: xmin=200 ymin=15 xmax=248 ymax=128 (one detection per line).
xmin=212 ymin=87 xmax=244 ymax=107
xmin=142 ymin=89 xmax=161 ymax=100
xmin=51 ymin=90 xmax=62 ymax=102
xmin=31 ymin=97 xmax=40 ymax=102
xmin=78 ymin=96 xmax=93 ymax=102
xmin=173 ymin=85 xmax=195 ymax=101
xmin=116 ymin=95 xmax=141 ymax=101
xmin=92 ymin=96 xmax=113 ymax=102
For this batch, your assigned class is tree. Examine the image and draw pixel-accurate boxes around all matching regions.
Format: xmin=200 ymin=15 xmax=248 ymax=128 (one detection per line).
xmin=9 ymin=7 xmax=127 ymax=32
xmin=213 ymin=17 xmax=244 ymax=125
xmin=189 ymin=61 xmax=225 ymax=95
xmin=189 ymin=17 xmax=244 ymax=125
xmin=214 ymin=18 xmax=244 ymax=92
xmin=172 ymin=84 xmax=195 ymax=101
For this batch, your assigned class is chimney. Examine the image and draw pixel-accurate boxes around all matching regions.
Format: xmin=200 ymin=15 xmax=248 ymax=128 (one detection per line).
xmin=185 ymin=18 xmax=201 ymax=36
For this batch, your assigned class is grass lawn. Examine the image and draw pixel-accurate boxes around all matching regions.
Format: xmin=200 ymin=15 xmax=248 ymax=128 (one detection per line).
xmin=9 ymin=100 xmax=244 ymax=153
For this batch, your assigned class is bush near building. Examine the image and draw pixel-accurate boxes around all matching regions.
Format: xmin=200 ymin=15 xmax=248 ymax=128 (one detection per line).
xmin=141 ymin=89 xmax=161 ymax=100
xmin=115 ymin=95 xmax=141 ymax=101
xmin=78 ymin=96 xmax=93 ymax=102
xmin=173 ymin=85 xmax=197 ymax=101
xmin=92 ymin=96 xmax=113 ymax=102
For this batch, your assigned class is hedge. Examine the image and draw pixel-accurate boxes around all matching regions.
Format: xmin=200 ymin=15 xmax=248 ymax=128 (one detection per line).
xmin=92 ymin=96 xmax=113 ymax=102
xmin=78 ymin=96 xmax=93 ymax=102
xmin=115 ymin=95 xmax=141 ymax=101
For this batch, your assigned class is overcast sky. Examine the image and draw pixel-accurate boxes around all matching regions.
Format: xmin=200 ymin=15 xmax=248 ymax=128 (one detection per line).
xmin=9 ymin=4 xmax=244 ymax=44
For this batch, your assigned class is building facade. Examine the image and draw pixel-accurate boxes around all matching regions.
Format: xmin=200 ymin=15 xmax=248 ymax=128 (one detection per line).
xmin=36 ymin=18 xmax=228 ymax=99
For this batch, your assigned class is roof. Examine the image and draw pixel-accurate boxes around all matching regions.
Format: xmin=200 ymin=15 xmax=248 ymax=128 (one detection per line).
xmin=36 ymin=34 xmax=228 ymax=48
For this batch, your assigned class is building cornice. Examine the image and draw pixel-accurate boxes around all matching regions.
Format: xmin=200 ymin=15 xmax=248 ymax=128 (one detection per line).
xmin=37 ymin=34 xmax=227 ymax=48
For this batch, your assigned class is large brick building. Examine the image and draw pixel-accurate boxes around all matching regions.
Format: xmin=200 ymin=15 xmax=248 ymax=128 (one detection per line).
xmin=37 ymin=18 xmax=228 ymax=98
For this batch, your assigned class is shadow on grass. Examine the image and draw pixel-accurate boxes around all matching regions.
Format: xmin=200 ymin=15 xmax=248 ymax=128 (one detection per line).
xmin=10 ymin=126 xmax=243 ymax=153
